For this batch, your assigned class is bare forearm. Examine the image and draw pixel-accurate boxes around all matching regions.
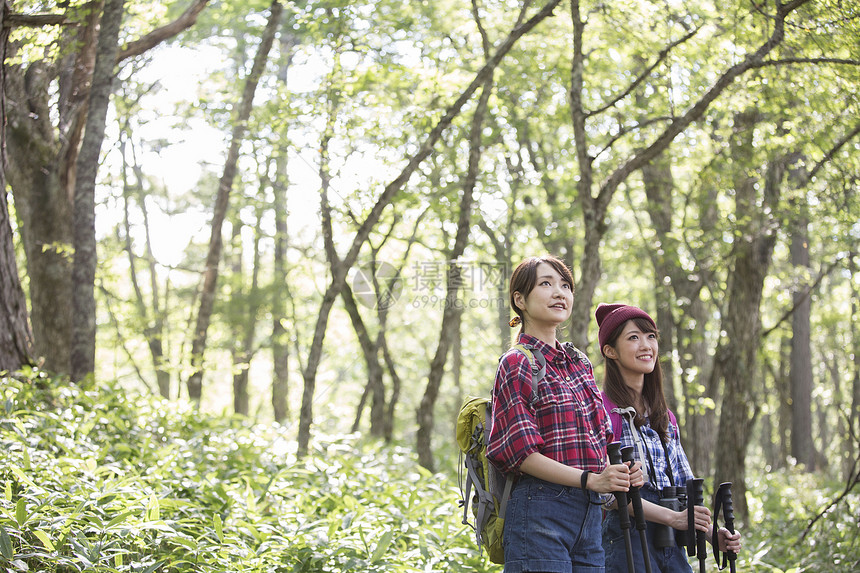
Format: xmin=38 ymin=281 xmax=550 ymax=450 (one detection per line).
xmin=518 ymin=452 xmax=636 ymax=493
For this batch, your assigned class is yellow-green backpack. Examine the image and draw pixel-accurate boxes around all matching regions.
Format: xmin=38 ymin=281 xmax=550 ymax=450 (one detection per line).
xmin=456 ymin=343 xmax=545 ymax=564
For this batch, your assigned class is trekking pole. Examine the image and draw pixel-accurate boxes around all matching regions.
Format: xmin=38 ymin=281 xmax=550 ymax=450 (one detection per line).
xmin=607 ymin=442 xmax=635 ymax=573
xmin=621 ymin=446 xmax=652 ymax=573
xmin=685 ymin=478 xmax=707 ymax=573
xmin=713 ymin=482 xmax=737 ymax=573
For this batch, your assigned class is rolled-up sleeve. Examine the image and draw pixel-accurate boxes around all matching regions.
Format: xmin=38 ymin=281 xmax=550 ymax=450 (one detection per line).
xmin=672 ymin=423 xmax=695 ymax=488
xmin=486 ymin=352 xmax=543 ymax=474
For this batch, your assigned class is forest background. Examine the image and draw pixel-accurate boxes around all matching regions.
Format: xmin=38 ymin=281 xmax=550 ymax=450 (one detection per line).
xmin=0 ymin=0 xmax=858 ymax=571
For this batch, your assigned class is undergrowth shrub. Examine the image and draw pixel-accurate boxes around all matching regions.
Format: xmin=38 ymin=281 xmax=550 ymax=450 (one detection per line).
xmin=0 ymin=369 xmax=856 ymax=572
xmin=0 ymin=370 xmax=488 ymax=572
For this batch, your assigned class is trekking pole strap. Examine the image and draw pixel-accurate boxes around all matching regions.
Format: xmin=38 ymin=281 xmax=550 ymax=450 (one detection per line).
xmin=713 ymin=482 xmax=737 ymax=572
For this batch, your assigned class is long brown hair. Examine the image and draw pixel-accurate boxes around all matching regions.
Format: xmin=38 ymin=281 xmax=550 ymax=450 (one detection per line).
xmin=509 ymin=255 xmax=574 ymax=337
xmin=602 ymin=317 xmax=670 ymax=442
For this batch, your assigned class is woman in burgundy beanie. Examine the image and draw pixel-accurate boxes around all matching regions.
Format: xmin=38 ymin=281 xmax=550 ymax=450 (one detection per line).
xmin=594 ymin=302 xmax=742 ymax=572
xmin=595 ymin=303 xmax=656 ymax=355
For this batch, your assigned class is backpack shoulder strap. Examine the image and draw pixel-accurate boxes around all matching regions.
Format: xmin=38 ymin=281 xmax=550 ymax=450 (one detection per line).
xmin=601 ymin=391 xmax=623 ymax=442
xmin=562 ymin=342 xmax=591 ymax=369
xmin=667 ymin=408 xmax=678 ymax=429
xmin=503 ymin=343 xmax=545 ymax=397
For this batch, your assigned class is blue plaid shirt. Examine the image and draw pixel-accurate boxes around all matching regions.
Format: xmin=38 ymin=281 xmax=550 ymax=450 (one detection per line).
xmin=608 ymin=404 xmax=694 ymax=493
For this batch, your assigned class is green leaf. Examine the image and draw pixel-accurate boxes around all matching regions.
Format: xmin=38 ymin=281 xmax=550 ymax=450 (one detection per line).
xmin=0 ymin=526 xmax=13 ymax=560
xmin=141 ymin=560 xmax=166 ymax=573
xmin=370 ymin=530 xmax=394 ymax=563
xmin=33 ymin=530 xmax=55 ymax=552
xmin=214 ymin=513 xmax=224 ymax=544
xmin=9 ymin=466 xmax=36 ymax=489
xmin=106 ymin=510 xmax=135 ymax=529
xmin=146 ymin=493 xmax=160 ymax=521
xmin=169 ymin=536 xmax=198 ymax=551
xmin=4 ymin=481 xmax=10 ymax=502
xmin=15 ymin=498 xmax=26 ymax=527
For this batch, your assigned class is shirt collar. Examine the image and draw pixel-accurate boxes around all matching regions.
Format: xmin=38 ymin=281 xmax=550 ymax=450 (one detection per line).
xmin=518 ymin=333 xmax=565 ymax=363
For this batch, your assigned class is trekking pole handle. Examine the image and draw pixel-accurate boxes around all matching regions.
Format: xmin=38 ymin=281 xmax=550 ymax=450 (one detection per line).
xmin=620 ymin=446 xmax=647 ymax=531
xmin=607 ymin=442 xmax=631 ymax=528
xmin=686 ymin=478 xmax=705 ymax=558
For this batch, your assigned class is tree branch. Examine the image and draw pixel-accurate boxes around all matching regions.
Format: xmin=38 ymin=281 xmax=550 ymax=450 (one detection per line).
xmin=760 ymin=258 xmax=841 ymax=339
xmin=596 ymin=115 xmax=674 ymax=158
xmin=339 ymin=0 xmax=563 ymax=274
xmin=750 ymin=57 xmax=860 ymax=69
xmin=800 ymin=439 xmax=860 ymax=541
xmin=3 ymin=13 xmax=70 ymax=28
xmin=587 ymin=26 xmax=701 ymax=118
xmin=595 ymin=0 xmax=813 ymax=211
xmin=806 ymin=122 xmax=860 ymax=182
xmin=117 ymin=0 xmax=210 ymax=62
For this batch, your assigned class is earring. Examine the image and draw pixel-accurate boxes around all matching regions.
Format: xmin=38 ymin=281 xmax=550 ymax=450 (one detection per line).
xmin=509 ymin=316 xmax=522 ymax=327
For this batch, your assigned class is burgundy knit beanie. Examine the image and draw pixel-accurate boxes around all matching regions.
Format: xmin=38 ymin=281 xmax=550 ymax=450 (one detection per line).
xmin=595 ymin=303 xmax=656 ymax=355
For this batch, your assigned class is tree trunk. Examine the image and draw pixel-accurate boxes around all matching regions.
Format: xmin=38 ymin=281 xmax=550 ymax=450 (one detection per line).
xmin=849 ymin=251 xmax=860 ymax=482
xmin=5 ymin=2 xmax=99 ymax=374
xmin=342 ymin=281 xmax=386 ymax=436
xmin=0 ymin=191 xmax=32 ymax=372
xmin=477 ymin=208 xmax=514 ymax=355
xmin=777 ymin=337 xmax=792 ymax=468
xmin=6 ymin=1 xmax=209 ymax=376
xmin=119 ymin=134 xmax=170 ymax=397
xmin=789 ymin=212 xmax=815 ymax=469
xmin=70 ymin=0 xmax=125 ymax=382
xmin=639 ymin=159 xmax=678 ymax=411
xmin=230 ymin=204 xmax=263 ymax=416
xmin=271 ymin=29 xmax=298 ymax=424
xmin=417 ymin=71 xmax=493 ymax=470
xmin=381 ymin=334 xmax=401 ymax=442
xmin=297 ymin=0 xmax=564 ymax=457
xmin=186 ymin=0 xmax=283 ymax=402
xmin=712 ymin=110 xmax=780 ymax=523
xmin=640 ymin=158 xmax=718 ymax=474
xmin=0 ymin=2 xmax=34 ymax=372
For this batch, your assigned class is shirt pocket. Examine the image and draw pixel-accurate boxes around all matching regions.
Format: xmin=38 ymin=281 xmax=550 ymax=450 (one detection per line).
xmin=535 ymin=379 xmax=580 ymax=420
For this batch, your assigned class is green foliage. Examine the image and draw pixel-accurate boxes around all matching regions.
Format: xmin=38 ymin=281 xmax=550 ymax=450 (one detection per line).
xmin=0 ymin=371 xmax=495 ymax=572
xmin=2 ymin=371 xmax=857 ymax=572
xmin=745 ymin=468 xmax=860 ymax=572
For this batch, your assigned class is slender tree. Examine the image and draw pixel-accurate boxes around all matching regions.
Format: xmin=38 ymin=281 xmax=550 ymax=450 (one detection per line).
xmin=789 ymin=201 xmax=815 ymax=469
xmin=186 ymin=0 xmax=283 ymax=403
xmin=118 ymin=130 xmax=171 ymax=398
xmin=712 ymin=109 xmax=782 ymax=522
xmin=565 ymin=0 xmax=819 ymax=350
xmin=296 ymin=0 xmax=565 ymax=456
xmin=271 ymin=27 xmax=299 ymax=424
xmin=70 ymin=0 xmax=126 ymax=382
xmin=415 ymin=0 xmax=499 ymax=470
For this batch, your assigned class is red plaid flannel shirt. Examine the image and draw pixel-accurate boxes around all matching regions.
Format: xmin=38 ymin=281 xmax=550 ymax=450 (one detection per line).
xmin=487 ymin=334 xmax=610 ymax=474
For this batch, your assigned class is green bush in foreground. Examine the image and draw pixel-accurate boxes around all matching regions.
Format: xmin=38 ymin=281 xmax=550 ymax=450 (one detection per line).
xmin=0 ymin=370 xmax=856 ymax=572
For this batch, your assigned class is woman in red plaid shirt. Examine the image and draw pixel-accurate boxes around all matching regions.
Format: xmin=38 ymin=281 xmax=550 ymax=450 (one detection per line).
xmin=488 ymin=255 xmax=643 ymax=573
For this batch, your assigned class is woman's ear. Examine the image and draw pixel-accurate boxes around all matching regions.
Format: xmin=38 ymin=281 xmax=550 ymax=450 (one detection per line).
xmin=512 ymin=291 xmax=525 ymax=311
xmin=602 ymin=345 xmax=617 ymax=359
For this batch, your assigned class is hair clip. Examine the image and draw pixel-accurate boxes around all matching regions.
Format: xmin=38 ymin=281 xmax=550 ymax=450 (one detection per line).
xmin=509 ymin=316 xmax=522 ymax=327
